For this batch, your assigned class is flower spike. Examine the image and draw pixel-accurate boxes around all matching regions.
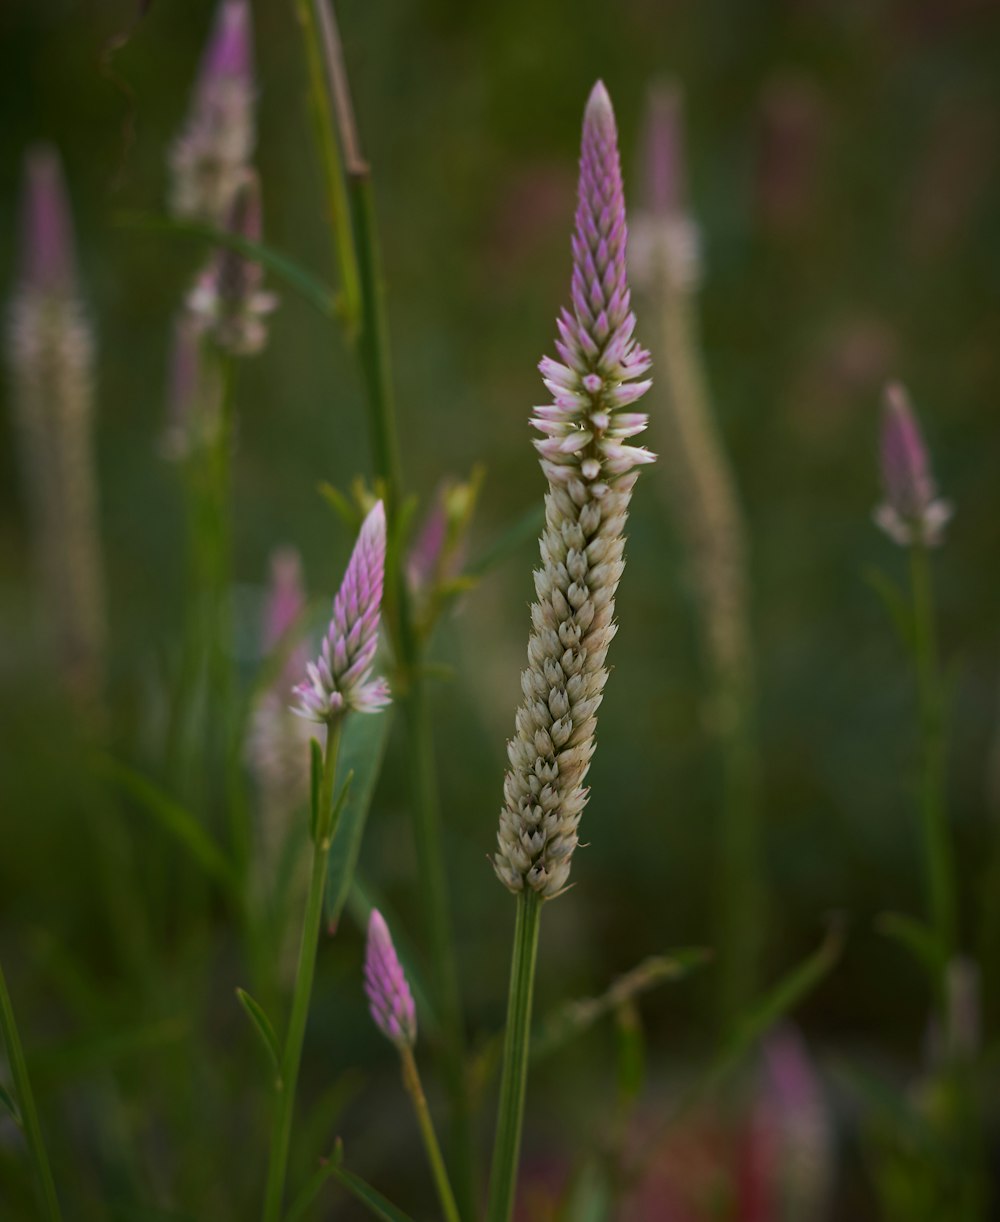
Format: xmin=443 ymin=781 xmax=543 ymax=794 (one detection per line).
xmin=364 ymin=909 xmax=416 ymax=1048
xmin=494 ymin=82 xmax=654 ymax=899
xmin=293 ymin=501 xmax=390 ymax=722
xmin=874 ymin=381 xmax=952 ymax=547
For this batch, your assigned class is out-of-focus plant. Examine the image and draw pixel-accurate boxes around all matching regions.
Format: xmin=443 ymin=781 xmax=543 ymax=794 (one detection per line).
xmin=631 ymin=82 xmax=764 ymax=1028
xmin=6 ymin=146 xmax=106 ymax=715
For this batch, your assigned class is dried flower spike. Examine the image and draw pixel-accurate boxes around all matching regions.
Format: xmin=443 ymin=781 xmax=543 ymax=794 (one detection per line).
xmin=494 ymin=82 xmax=654 ymax=899
xmin=874 ymin=381 xmax=952 ymax=547
xmin=293 ymin=501 xmax=390 ymax=722
xmin=170 ymin=0 xmax=256 ymax=224
xmin=186 ymin=170 xmax=278 ymax=356
xmin=364 ymin=909 xmax=416 ymax=1047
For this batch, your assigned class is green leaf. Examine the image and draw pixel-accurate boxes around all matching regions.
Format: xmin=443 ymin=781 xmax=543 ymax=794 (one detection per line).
xmin=93 ymin=756 xmax=237 ymax=894
xmin=235 ymin=989 xmax=282 ymax=1084
xmin=615 ymin=999 xmax=645 ymax=1106
xmin=699 ymin=916 xmax=845 ymax=1104
xmin=318 ymin=481 xmax=359 ymax=527
xmin=877 ymin=911 xmax=943 ymax=982
xmin=309 ymin=737 xmax=324 ymax=845
xmin=470 ymin=948 xmax=709 ymax=1101
xmin=328 ymin=1163 xmax=416 ymax=1222
xmin=114 ymin=210 xmax=340 ymax=320
xmin=287 ymin=1139 xmax=416 ymax=1222
xmin=465 ymin=503 xmax=545 ymax=579
xmin=558 ymin=1159 xmax=614 ymax=1222
xmin=0 ymin=1081 xmax=21 ymax=1126
xmin=532 ymin=948 xmax=710 ymax=1062
xmin=864 ymin=565 xmax=914 ymax=652
xmin=324 ymin=711 xmax=392 ymax=928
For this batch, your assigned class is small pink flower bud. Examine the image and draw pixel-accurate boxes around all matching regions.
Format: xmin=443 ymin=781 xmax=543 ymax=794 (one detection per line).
xmin=364 ymin=909 xmax=416 ymax=1048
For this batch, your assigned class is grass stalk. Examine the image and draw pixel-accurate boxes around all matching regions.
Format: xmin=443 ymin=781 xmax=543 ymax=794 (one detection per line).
xmin=487 ymin=891 xmax=542 ymax=1222
xmin=262 ymin=721 xmax=342 ymax=1222
xmin=0 ymin=959 xmax=63 ymax=1221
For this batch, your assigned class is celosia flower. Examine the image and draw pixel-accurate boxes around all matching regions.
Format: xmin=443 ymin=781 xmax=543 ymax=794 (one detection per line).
xmin=874 ymin=381 xmax=952 ymax=547
xmin=494 ymin=82 xmax=654 ymax=899
xmin=170 ymin=0 xmax=256 ymax=224
xmin=630 ymin=82 xmax=701 ymax=292
xmin=364 ymin=909 xmax=416 ymax=1047
xmin=6 ymin=145 xmax=105 ymax=706
xmin=186 ymin=170 xmax=278 ymax=356
xmin=293 ymin=501 xmax=390 ymax=722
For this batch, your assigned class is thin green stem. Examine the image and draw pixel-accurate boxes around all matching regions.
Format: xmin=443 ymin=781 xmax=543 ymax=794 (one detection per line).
xmin=293 ymin=0 xmax=361 ymax=332
xmin=262 ymin=721 xmax=342 ymax=1222
xmin=402 ymin=672 xmax=477 ymax=1213
xmin=290 ymin=4 xmax=474 ymax=1207
xmin=0 ymin=960 xmax=62 ymax=1221
xmin=487 ymin=892 xmax=542 ymax=1222
xmin=400 ymin=1045 xmax=462 ymax=1222
xmin=347 ymin=170 xmax=404 ymax=517
xmin=909 ymin=542 xmax=957 ymax=983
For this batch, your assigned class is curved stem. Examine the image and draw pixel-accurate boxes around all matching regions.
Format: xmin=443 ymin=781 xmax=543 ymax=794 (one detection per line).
xmin=400 ymin=1045 xmax=462 ymax=1222
xmin=909 ymin=542 xmax=957 ymax=984
xmin=0 ymin=960 xmax=62 ymax=1221
xmin=487 ymin=892 xmax=542 ymax=1222
xmin=262 ymin=721 xmax=342 ymax=1222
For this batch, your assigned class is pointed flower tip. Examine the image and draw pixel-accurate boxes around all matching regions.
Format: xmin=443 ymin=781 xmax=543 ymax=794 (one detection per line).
xmin=585 ymin=80 xmax=616 ymax=137
xmin=364 ymin=909 xmax=416 ymax=1048
xmin=875 ymin=379 xmax=951 ymax=547
xmin=292 ymin=499 xmax=390 ymax=722
xmin=203 ymin=0 xmax=253 ymax=82
xmin=20 ymin=143 xmax=76 ymax=296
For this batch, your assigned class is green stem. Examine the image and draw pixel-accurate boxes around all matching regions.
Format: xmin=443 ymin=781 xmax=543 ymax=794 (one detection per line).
xmin=909 ymin=541 xmax=957 ymax=983
xmin=293 ymin=0 xmax=361 ymax=332
xmin=402 ymin=672 xmax=477 ymax=1213
xmin=262 ymin=721 xmax=342 ymax=1222
xmin=347 ymin=170 xmax=404 ymax=517
xmin=290 ymin=4 xmax=474 ymax=1207
xmin=487 ymin=892 xmax=542 ymax=1222
xmin=400 ymin=1044 xmax=463 ymax=1222
xmin=0 ymin=960 xmax=62 ymax=1221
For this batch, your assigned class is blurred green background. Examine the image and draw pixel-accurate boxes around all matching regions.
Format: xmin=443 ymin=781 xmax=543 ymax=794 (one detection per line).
xmin=2 ymin=0 xmax=1000 ymax=1217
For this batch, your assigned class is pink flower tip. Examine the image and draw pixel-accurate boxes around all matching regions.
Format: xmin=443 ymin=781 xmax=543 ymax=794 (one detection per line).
xmin=585 ymin=80 xmax=615 ymax=136
xmin=201 ymin=0 xmax=253 ymax=87
xmin=292 ymin=501 xmax=390 ymax=722
xmin=19 ymin=144 xmax=76 ymax=297
xmin=874 ymin=380 xmax=952 ymax=547
xmin=364 ymin=909 xmax=416 ymax=1047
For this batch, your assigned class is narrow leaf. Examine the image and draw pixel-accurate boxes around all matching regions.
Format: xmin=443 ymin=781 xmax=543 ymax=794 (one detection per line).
xmin=533 ymin=948 xmax=710 ymax=1061
xmin=877 ymin=911 xmax=943 ymax=982
xmin=235 ymin=989 xmax=282 ymax=1083
xmin=465 ymin=504 xmax=545 ymax=579
xmin=324 ymin=711 xmax=392 ymax=929
xmin=615 ymin=999 xmax=645 ymax=1106
xmin=329 ymin=1164 xmax=416 ymax=1222
xmin=0 ymin=1081 xmax=21 ymax=1126
xmin=114 ymin=210 xmax=340 ymax=319
xmin=699 ymin=917 xmax=845 ymax=1105
xmin=94 ymin=756 xmax=236 ymax=893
